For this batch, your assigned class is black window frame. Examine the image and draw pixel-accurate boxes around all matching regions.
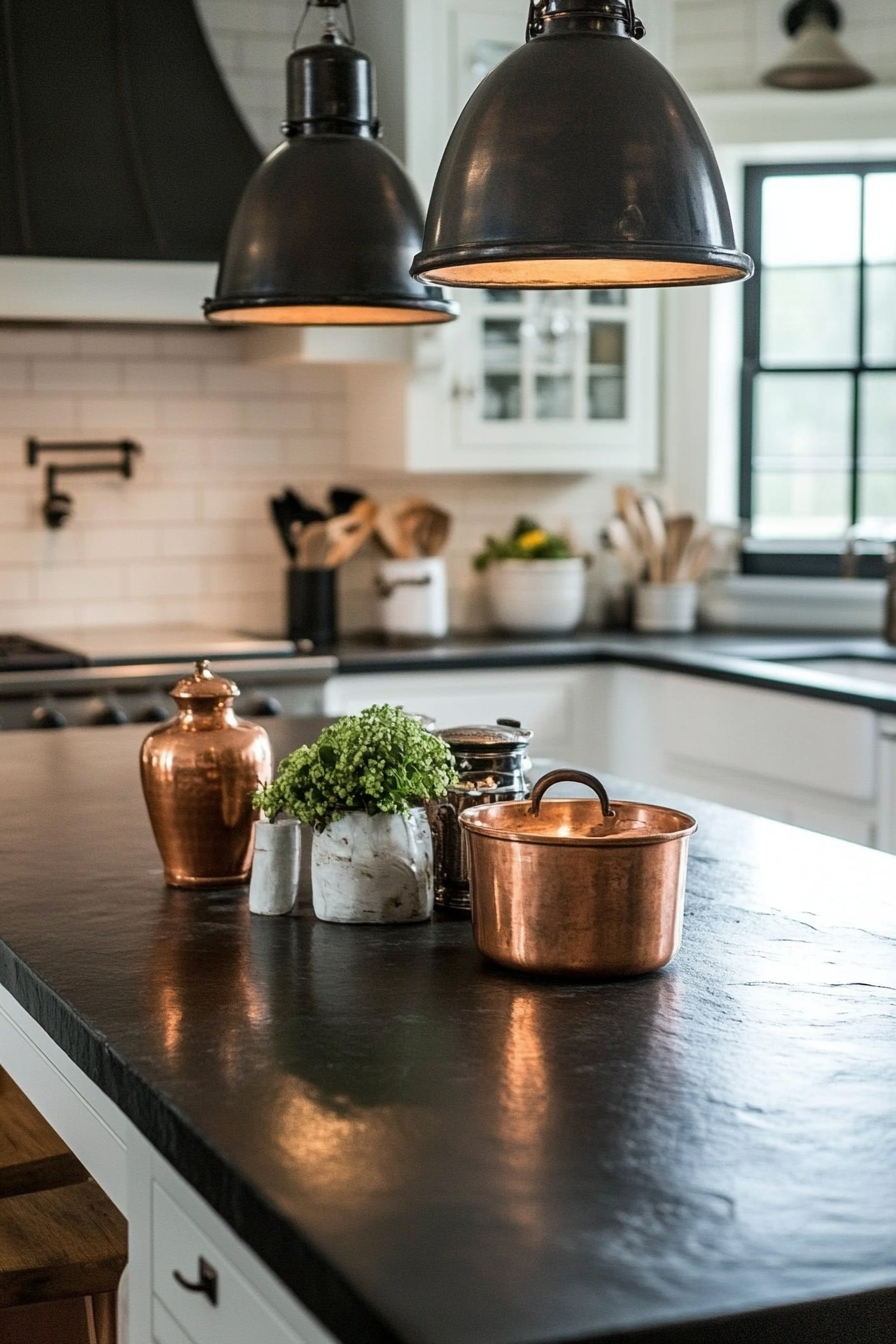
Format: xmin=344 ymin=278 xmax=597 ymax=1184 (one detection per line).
xmin=740 ymin=159 xmax=896 ymax=578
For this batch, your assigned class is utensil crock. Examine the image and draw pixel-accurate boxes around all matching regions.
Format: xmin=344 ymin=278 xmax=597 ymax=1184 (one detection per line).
xmin=459 ymin=769 xmax=696 ymax=977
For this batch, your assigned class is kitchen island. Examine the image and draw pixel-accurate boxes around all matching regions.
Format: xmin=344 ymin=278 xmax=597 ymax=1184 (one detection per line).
xmin=0 ymin=719 xmax=894 ymax=1344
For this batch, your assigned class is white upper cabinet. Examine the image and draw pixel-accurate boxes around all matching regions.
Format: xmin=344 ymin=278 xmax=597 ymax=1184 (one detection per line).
xmin=346 ymin=0 xmax=661 ymax=474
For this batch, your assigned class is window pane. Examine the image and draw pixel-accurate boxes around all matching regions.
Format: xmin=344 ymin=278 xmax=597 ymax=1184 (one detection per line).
xmin=752 ymin=373 xmax=852 ymax=539
xmin=483 ymin=289 xmax=523 ymax=305
xmin=482 ymin=319 xmax=521 ymax=372
xmin=859 ymin=372 xmax=896 ymax=528
xmin=760 ymin=266 xmax=858 ymax=366
xmin=864 ymin=265 xmax=896 ymax=364
xmin=533 ymin=311 xmax=575 ymax=372
xmin=589 ymin=290 xmax=626 ymax=307
xmin=535 ymin=375 xmax=574 ymax=419
xmin=483 ymin=375 xmax=521 ymax=420
xmin=761 ymin=175 xmax=861 ymax=267
xmin=864 ymin=174 xmax=896 ymax=264
xmin=589 ymin=374 xmax=625 ymax=420
xmin=588 ymin=322 xmax=625 ymax=367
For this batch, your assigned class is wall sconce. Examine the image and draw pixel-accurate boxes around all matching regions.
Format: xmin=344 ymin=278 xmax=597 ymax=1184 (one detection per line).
xmin=762 ymin=0 xmax=874 ymax=91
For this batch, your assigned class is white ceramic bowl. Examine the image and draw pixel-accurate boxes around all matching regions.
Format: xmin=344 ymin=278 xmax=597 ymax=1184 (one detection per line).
xmin=487 ymin=558 xmax=586 ymax=634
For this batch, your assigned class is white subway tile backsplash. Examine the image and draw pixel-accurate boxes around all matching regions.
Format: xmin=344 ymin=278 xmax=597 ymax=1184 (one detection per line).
xmin=0 ymin=569 xmax=31 ymax=601
xmin=79 ymin=395 xmax=159 ymax=434
xmin=126 ymin=562 xmax=203 ymax=599
xmin=36 ymin=565 xmax=123 ymax=603
xmin=124 ymin=362 xmax=202 ymax=395
xmin=32 ymin=359 xmax=121 ymax=394
xmin=241 ymin=399 xmax=314 ymax=434
xmin=0 ymin=396 xmax=78 ymax=432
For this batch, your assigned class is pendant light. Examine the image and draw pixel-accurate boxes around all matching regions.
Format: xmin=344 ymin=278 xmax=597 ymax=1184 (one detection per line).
xmin=412 ymin=0 xmax=753 ymax=290
xmin=762 ymin=0 xmax=873 ymax=92
xmin=205 ymin=0 xmax=457 ymax=326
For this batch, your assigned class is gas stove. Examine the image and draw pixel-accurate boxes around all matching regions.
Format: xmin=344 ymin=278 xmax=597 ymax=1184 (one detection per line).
xmin=0 ymin=634 xmax=86 ymax=672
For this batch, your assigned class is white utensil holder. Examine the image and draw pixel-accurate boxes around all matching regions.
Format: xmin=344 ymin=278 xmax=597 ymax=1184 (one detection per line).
xmin=634 ymin=581 xmax=698 ymax=633
xmin=249 ymin=817 xmax=301 ymax=915
xmin=377 ymin=557 xmax=449 ymax=639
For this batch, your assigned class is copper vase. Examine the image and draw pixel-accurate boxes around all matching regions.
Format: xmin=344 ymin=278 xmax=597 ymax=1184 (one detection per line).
xmin=140 ymin=660 xmax=273 ymax=889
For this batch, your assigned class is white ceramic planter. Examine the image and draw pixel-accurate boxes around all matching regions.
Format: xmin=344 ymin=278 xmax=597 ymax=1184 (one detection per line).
xmin=377 ymin=557 xmax=449 ymax=639
xmin=311 ymin=809 xmax=434 ymax=923
xmin=248 ymin=818 xmax=301 ymax=916
xmin=487 ymin=557 xmax=586 ymax=634
xmin=634 ymin=581 xmax=698 ymax=633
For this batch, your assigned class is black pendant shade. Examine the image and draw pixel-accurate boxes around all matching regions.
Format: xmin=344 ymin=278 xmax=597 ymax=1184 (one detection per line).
xmin=412 ymin=0 xmax=753 ymax=289
xmin=206 ymin=33 xmax=457 ymax=326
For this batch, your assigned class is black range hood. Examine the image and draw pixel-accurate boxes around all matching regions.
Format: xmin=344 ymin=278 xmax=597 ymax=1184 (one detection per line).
xmin=0 ymin=0 xmax=261 ymax=263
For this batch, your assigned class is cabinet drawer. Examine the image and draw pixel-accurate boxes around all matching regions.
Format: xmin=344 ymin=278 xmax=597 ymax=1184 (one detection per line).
xmin=152 ymin=1182 xmax=300 ymax=1344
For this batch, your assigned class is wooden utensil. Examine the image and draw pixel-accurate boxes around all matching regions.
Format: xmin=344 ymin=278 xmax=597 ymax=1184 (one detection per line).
xmin=638 ymin=495 xmax=667 ymax=584
xmin=323 ymin=499 xmax=377 ymax=568
xmin=614 ymin=484 xmax=650 ymax=558
xmin=297 ymin=520 xmax=331 ymax=569
xmin=376 ymin=497 xmax=451 ymax=558
xmin=679 ymin=531 xmax=714 ymax=582
xmin=404 ymin=503 xmax=451 ymax=557
xmin=664 ymin=514 xmax=695 ymax=581
xmin=604 ymin=516 xmax=645 ymax=582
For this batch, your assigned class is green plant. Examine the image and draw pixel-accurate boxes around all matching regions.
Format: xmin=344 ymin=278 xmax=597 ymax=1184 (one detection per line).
xmin=473 ymin=515 xmax=575 ymax=570
xmin=253 ymin=704 xmax=457 ymax=830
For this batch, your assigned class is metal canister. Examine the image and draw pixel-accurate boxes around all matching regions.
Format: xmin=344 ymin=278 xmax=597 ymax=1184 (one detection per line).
xmin=426 ymin=721 xmax=532 ymax=913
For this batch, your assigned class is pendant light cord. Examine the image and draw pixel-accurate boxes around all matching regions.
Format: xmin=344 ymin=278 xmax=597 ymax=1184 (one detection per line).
xmin=526 ymin=1 xmax=645 ymax=42
xmin=293 ymin=0 xmax=355 ymax=49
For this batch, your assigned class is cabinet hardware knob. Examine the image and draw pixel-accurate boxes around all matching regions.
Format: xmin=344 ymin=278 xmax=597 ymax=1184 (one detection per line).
xmin=173 ymin=1256 xmax=218 ymax=1306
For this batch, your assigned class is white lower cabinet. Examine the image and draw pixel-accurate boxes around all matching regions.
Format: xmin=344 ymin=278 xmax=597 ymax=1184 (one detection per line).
xmin=324 ymin=665 xmax=612 ymax=768
xmin=603 ymin=666 xmax=879 ymax=847
xmin=326 ymin=663 xmax=887 ymax=846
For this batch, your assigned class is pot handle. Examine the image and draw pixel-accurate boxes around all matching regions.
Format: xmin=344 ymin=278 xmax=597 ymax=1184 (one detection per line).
xmin=530 ymin=769 xmax=615 ymax=819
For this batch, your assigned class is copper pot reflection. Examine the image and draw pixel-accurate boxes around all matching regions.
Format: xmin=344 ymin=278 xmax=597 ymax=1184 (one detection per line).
xmin=140 ymin=660 xmax=272 ymax=888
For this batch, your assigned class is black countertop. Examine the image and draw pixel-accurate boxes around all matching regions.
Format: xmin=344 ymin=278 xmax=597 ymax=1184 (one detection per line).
xmin=1 ymin=721 xmax=895 ymax=1343
xmin=336 ymin=631 xmax=896 ymax=715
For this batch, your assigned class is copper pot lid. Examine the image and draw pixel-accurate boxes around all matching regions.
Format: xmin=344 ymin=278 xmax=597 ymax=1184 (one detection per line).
xmin=439 ymin=720 xmax=532 ymax=749
xmin=170 ymin=659 xmax=239 ymax=702
xmin=459 ymin=769 xmax=697 ymax=848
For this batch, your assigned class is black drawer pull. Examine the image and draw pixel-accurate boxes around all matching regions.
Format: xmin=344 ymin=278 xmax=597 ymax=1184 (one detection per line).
xmin=173 ymin=1256 xmax=218 ymax=1306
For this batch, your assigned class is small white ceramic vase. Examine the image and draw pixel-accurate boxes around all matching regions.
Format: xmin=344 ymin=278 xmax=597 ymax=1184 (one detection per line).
xmin=248 ymin=818 xmax=301 ymax=915
xmin=377 ymin=556 xmax=449 ymax=639
xmin=311 ymin=809 xmax=434 ymax=923
xmin=634 ymin=581 xmax=698 ymax=633
xmin=487 ymin=557 xmax=586 ymax=634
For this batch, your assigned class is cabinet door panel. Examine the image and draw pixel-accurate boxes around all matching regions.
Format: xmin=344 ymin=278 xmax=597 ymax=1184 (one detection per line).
xmin=663 ymin=674 xmax=876 ymax=800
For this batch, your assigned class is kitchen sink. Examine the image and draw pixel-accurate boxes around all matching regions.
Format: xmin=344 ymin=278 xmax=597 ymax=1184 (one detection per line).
xmin=785 ymin=657 xmax=896 ymax=686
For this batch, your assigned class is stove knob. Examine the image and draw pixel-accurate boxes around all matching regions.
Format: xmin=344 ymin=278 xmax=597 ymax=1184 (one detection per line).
xmin=249 ymin=695 xmax=283 ymax=717
xmin=138 ymin=704 xmax=170 ymax=723
xmin=90 ymin=703 xmax=128 ymax=726
xmin=32 ymin=706 xmax=66 ymax=729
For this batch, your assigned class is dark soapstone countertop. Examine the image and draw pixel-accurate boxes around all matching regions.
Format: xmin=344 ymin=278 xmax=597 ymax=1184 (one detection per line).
xmin=335 ymin=630 xmax=896 ymax=714
xmin=0 ymin=720 xmax=895 ymax=1344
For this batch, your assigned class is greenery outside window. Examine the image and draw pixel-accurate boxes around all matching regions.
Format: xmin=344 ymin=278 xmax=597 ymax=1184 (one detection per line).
xmin=741 ymin=161 xmax=896 ymax=575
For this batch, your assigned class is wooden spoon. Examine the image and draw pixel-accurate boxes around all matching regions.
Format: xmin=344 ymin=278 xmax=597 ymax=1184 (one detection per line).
xmin=664 ymin=514 xmax=695 ymax=581
xmin=324 ymin=499 xmax=377 ymax=568
xmin=296 ymin=521 xmax=331 ymax=569
xmin=604 ymin=516 xmax=645 ymax=582
xmin=638 ymin=495 xmax=667 ymax=584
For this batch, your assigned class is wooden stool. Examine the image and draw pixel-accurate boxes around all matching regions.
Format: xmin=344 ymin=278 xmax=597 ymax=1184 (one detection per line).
xmin=0 ymin=1068 xmax=127 ymax=1344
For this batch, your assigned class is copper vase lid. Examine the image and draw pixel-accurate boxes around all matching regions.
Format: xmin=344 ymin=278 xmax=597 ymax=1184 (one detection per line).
xmin=140 ymin=660 xmax=272 ymax=890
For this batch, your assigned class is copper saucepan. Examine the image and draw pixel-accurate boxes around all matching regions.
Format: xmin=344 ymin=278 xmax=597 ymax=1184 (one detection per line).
xmin=459 ymin=769 xmax=697 ymax=977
